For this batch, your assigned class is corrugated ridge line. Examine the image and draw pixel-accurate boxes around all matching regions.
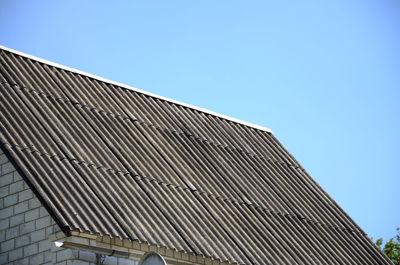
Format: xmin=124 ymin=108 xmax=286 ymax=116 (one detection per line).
xmin=142 ymin=125 xmax=242 ymax=202
xmin=18 ymin=146 xmax=125 ymax=235
xmin=185 ymin=135 xmax=290 ymax=213
xmin=3 ymin=138 xmax=362 ymax=256
xmin=145 ymin=176 xmax=289 ymax=264
xmin=0 ymin=45 xmax=273 ymax=133
xmin=0 ymin=141 xmax=278 ymax=222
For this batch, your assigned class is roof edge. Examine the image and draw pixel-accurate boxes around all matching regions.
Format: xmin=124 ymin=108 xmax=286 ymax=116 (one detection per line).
xmin=0 ymin=45 xmax=273 ymax=134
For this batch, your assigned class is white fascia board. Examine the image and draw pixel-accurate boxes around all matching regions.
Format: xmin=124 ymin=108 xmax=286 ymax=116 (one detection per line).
xmin=0 ymin=45 xmax=273 ymax=134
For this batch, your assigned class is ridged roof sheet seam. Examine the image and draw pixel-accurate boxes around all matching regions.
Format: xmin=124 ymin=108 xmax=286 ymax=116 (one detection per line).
xmin=0 ymin=141 xmax=246 ymax=211
xmin=0 ymin=45 xmax=273 ymax=134
xmin=3 ymin=140 xmax=364 ymax=236
xmin=3 ymin=143 xmax=130 ymax=175
xmin=254 ymin=204 xmax=365 ymax=236
xmin=3 ymin=80 xmax=283 ymax=167
xmin=4 ymin=83 xmax=300 ymax=174
xmin=0 ymin=137 xmax=361 ymax=238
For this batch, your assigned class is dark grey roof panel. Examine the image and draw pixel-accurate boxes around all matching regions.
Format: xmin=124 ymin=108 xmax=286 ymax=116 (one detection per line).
xmin=0 ymin=47 xmax=391 ymax=265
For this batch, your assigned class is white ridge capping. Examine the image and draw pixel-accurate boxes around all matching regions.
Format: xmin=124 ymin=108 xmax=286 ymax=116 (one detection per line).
xmin=0 ymin=45 xmax=273 ymax=134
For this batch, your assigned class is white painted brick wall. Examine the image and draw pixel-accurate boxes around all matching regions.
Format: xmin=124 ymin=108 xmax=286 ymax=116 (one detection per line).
xmin=0 ymin=150 xmax=139 ymax=265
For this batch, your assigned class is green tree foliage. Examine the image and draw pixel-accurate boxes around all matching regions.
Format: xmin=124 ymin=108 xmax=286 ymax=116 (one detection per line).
xmin=373 ymin=228 xmax=400 ymax=265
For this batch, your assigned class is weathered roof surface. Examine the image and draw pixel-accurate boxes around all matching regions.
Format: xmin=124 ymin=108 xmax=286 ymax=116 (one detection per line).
xmin=0 ymin=46 xmax=391 ymax=264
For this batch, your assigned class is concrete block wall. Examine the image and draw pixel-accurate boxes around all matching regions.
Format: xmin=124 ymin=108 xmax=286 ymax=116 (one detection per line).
xmin=0 ymin=149 xmax=140 ymax=265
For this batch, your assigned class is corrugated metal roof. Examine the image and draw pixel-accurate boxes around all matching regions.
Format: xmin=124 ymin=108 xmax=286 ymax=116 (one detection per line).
xmin=0 ymin=46 xmax=392 ymax=264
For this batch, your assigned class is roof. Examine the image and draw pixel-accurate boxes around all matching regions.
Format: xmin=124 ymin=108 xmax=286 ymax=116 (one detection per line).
xmin=0 ymin=46 xmax=391 ymax=265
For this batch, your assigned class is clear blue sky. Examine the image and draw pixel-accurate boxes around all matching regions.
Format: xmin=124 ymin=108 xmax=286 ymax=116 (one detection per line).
xmin=1 ymin=0 xmax=399 ymax=242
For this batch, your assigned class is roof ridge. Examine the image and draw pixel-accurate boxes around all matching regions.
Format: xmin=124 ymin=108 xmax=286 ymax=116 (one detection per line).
xmin=0 ymin=45 xmax=273 ymax=134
